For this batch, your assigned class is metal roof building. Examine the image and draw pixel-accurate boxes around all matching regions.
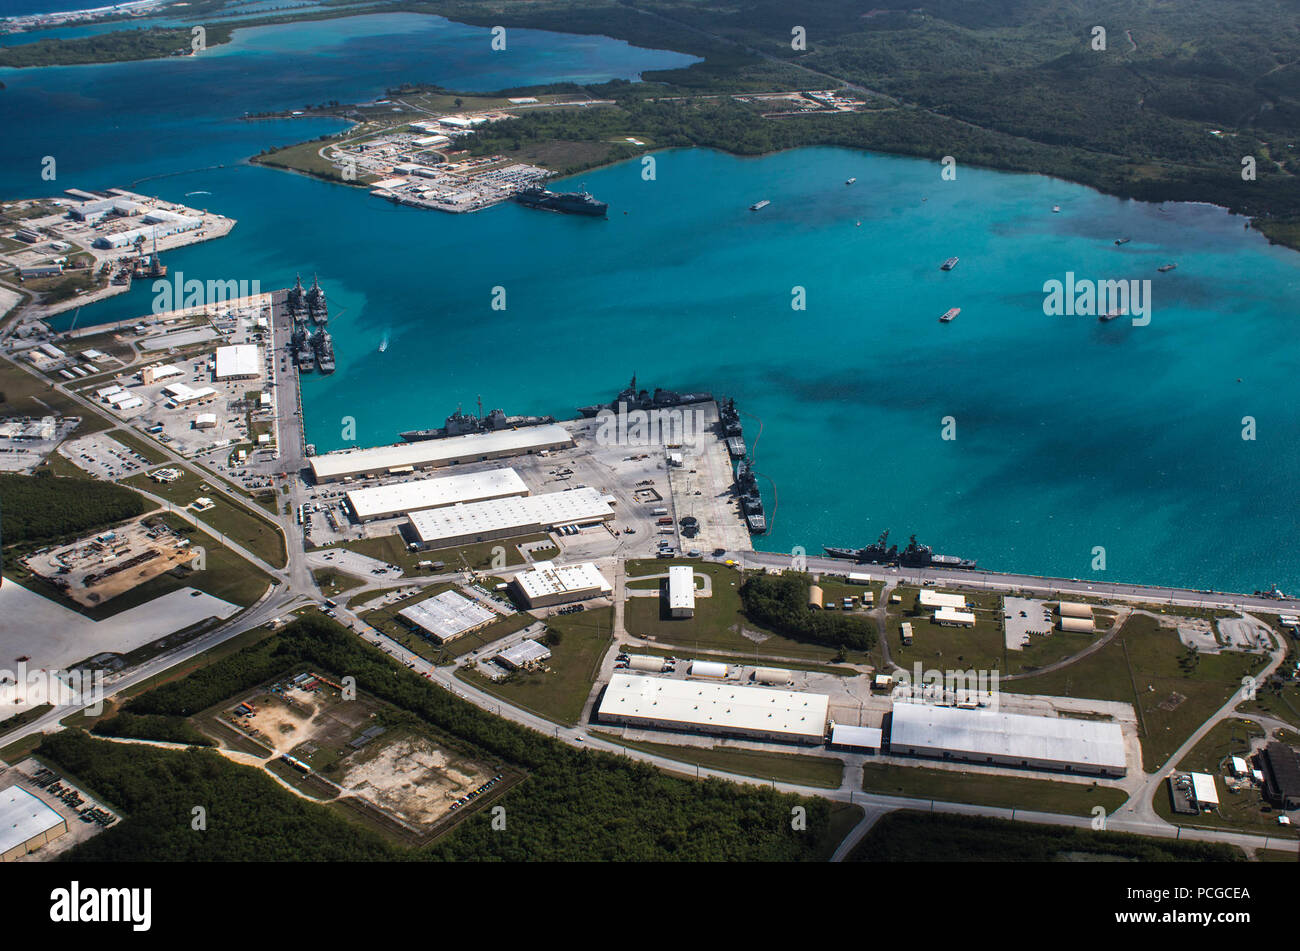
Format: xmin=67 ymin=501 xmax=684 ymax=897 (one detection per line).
xmin=495 ymin=639 xmax=551 ymax=670
xmin=214 ymin=344 xmax=260 ymax=380
xmin=510 ymin=560 xmax=611 ymax=608
xmin=408 ymin=487 xmax=614 ymax=550
xmin=345 ymin=468 xmax=529 ymax=521
xmin=1058 ymin=601 xmax=1094 ymax=619
xmin=0 ymin=786 xmax=68 ymax=863
xmin=889 ymin=703 xmax=1127 ymax=776
xmin=933 ymin=606 xmax=976 ymax=627
xmin=919 ymin=589 xmax=967 ymax=610
xmin=829 ymin=724 xmax=883 ymax=751
xmin=667 ymin=565 xmax=695 ymax=618
xmin=397 ymin=589 xmax=496 ymax=643
xmin=1190 ymin=772 xmax=1220 ymax=808
xmin=597 ymin=673 xmax=830 ymax=744
xmin=310 ymin=424 xmax=574 ymax=482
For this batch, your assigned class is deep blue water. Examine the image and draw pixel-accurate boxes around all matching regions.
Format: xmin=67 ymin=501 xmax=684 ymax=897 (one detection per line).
xmin=3 ymin=14 xmax=1298 ymax=593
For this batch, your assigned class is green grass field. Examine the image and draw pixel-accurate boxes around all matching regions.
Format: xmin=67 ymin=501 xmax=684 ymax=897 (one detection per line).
xmin=623 ymin=561 xmax=852 ymax=663
xmin=1005 ymin=614 xmax=1269 ymax=772
xmin=457 ymin=606 xmax=613 ymax=724
xmin=860 ymin=762 xmax=1129 ymax=817
xmin=323 ymin=532 xmax=546 ymax=576
xmin=125 ymin=467 xmax=287 ymax=568
xmin=592 ymin=730 xmax=845 ymax=789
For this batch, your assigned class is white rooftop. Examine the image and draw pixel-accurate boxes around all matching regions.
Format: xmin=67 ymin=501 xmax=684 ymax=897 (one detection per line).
xmin=919 ymin=589 xmax=967 ymax=609
xmin=496 ymin=640 xmax=552 ymax=668
xmin=1190 ymin=771 xmax=1220 ymax=807
xmin=513 ymin=560 xmax=611 ymax=602
xmin=934 ymin=606 xmax=976 ymax=624
xmin=408 ymin=487 xmax=613 ymax=547
xmin=346 ymin=468 xmax=528 ymax=520
xmin=598 ymin=673 xmax=830 ymax=742
xmin=310 ymin=424 xmax=574 ymax=480
xmin=889 ymin=703 xmax=1127 ymax=771
xmin=397 ymin=589 xmax=495 ymax=641
xmin=0 ymin=785 xmax=64 ymax=855
xmin=667 ymin=565 xmax=695 ymax=611
xmin=214 ymin=343 xmax=260 ymax=379
xmin=830 ymin=724 xmax=883 ymax=750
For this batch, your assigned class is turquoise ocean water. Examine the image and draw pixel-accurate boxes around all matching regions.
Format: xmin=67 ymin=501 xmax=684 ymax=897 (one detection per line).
xmin=1 ymin=15 xmax=1297 ymax=592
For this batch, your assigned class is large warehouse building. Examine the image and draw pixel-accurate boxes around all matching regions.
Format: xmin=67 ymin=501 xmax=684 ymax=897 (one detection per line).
xmin=214 ymin=344 xmax=260 ymax=380
xmin=598 ymin=673 xmax=830 ymax=744
xmin=511 ymin=560 xmax=611 ymax=608
xmin=397 ymin=589 xmax=496 ymax=644
xmin=0 ymin=786 xmax=67 ymax=862
xmin=407 ymin=487 xmax=614 ymax=549
xmin=889 ymin=702 xmax=1127 ymax=776
xmin=310 ymin=424 xmax=574 ymax=483
xmin=345 ymin=468 xmax=529 ymax=522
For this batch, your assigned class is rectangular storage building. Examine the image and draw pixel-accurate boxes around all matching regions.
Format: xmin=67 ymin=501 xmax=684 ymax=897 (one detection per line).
xmin=310 ymin=424 xmax=575 ymax=482
xmin=0 ymin=786 xmax=67 ymax=862
xmin=407 ymin=487 xmax=613 ymax=549
xmin=598 ymin=673 xmax=830 ymax=744
xmin=345 ymin=468 xmax=529 ymax=521
xmin=888 ymin=702 xmax=1127 ymax=776
xmin=667 ymin=565 xmax=695 ymax=618
xmin=510 ymin=560 xmax=611 ymax=608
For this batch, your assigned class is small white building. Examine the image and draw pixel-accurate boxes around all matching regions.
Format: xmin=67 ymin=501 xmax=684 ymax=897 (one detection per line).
xmin=933 ymin=606 xmax=976 ymax=627
xmin=667 ymin=565 xmax=695 ymax=618
xmin=194 ymin=412 xmax=218 ymax=430
xmin=689 ymin=660 xmax=728 ymax=679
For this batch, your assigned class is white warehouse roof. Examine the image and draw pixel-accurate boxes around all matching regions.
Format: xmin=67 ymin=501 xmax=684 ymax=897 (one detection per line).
xmin=918 ymin=589 xmax=967 ymax=609
xmin=408 ymin=487 xmax=613 ymax=548
xmin=0 ymin=785 xmax=64 ymax=856
xmin=891 ymin=703 xmax=1127 ymax=772
xmin=310 ymin=424 xmax=574 ymax=481
xmin=214 ymin=344 xmax=260 ymax=379
xmin=512 ymin=561 xmax=611 ymax=603
xmin=346 ymin=468 xmax=529 ymax=520
xmin=934 ymin=606 xmax=976 ymax=625
xmin=598 ymin=674 xmax=830 ymax=743
xmin=398 ymin=589 xmax=495 ymax=642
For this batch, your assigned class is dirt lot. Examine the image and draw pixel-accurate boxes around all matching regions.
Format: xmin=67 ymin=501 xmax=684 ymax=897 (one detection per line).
xmin=338 ymin=734 xmax=493 ymax=830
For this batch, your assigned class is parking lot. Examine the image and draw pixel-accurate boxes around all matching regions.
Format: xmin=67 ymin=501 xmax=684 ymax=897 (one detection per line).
xmin=58 ymin=432 xmax=151 ymax=479
xmin=1003 ymin=597 xmax=1051 ymax=650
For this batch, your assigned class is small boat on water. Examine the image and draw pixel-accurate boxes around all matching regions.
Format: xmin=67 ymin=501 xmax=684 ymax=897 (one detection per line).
xmin=845 ymin=177 xmax=856 ymax=185
xmin=1158 ymin=263 xmax=1177 ymax=272
xmin=940 ymin=257 xmax=959 ymax=271
xmin=1052 ymin=205 xmax=1061 ymax=213
xmin=750 ymin=199 xmax=770 ymax=211
xmin=1100 ymin=310 xmax=1124 ymax=322
xmin=939 ymin=307 xmax=960 ymax=323
xmin=1114 ymin=237 xmax=1131 ymax=245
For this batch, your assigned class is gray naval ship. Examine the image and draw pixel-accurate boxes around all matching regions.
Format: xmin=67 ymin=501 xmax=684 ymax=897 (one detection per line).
xmin=400 ymin=401 xmax=555 ymax=442
xmin=577 ymin=374 xmax=713 ymax=418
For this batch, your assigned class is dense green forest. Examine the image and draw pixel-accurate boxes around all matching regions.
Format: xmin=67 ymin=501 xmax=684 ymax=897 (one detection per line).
xmin=740 ymin=571 xmax=877 ymax=651
xmin=850 ymin=810 xmax=1246 ymax=862
xmin=0 ymin=472 xmax=149 ymax=546
xmin=50 ymin=615 xmax=837 ymax=861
